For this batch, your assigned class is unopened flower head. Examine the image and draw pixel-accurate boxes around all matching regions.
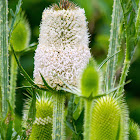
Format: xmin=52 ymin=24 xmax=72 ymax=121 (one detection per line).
xmin=34 ymin=4 xmax=91 ymax=89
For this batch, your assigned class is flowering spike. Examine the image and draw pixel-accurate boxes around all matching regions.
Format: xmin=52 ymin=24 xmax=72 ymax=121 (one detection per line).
xmin=34 ymin=6 xmax=91 ymax=90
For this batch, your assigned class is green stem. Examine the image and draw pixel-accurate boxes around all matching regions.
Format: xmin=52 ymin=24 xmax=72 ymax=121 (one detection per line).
xmin=117 ymin=60 xmax=130 ymax=96
xmin=9 ymin=54 xmax=19 ymax=108
xmin=84 ymin=99 xmax=93 ymax=140
xmin=52 ymin=93 xmax=65 ymax=140
xmin=0 ymin=0 xmax=9 ymax=118
xmin=105 ymin=0 xmax=121 ymax=91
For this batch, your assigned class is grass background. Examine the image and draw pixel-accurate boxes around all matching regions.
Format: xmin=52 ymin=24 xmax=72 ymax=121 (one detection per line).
xmin=8 ymin=0 xmax=140 ymax=125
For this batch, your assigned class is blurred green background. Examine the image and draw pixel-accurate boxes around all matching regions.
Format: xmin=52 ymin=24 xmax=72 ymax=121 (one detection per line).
xmin=8 ymin=0 xmax=140 ymax=126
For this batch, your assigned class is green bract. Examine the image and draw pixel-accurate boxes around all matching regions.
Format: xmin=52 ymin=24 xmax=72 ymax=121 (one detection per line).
xmin=129 ymin=120 xmax=140 ymax=140
xmin=90 ymin=96 xmax=128 ymax=140
xmin=81 ymin=58 xmax=100 ymax=98
xmin=10 ymin=12 xmax=30 ymax=52
xmin=29 ymin=97 xmax=53 ymax=140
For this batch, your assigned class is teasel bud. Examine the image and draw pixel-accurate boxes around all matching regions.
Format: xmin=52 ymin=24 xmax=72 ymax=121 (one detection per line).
xmin=10 ymin=12 xmax=31 ymax=52
xmin=33 ymin=1 xmax=91 ymax=89
xmin=29 ymin=97 xmax=53 ymax=140
xmin=90 ymin=96 xmax=129 ymax=140
xmin=129 ymin=120 xmax=140 ymax=140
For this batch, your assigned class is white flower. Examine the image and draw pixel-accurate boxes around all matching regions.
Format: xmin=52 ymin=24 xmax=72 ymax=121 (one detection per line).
xmin=34 ymin=6 xmax=91 ymax=89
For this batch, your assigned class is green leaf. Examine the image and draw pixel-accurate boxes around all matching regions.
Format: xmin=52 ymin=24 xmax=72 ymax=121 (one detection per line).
xmin=66 ymin=95 xmax=77 ymax=134
xmin=81 ymin=58 xmax=100 ymax=98
xmin=73 ymin=98 xmax=84 ymax=120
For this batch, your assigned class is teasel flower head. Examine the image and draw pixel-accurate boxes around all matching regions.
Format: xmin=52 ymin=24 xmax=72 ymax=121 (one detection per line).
xmin=90 ymin=96 xmax=129 ymax=140
xmin=34 ymin=1 xmax=91 ymax=89
xmin=29 ymin=96 xmax=53 ymax=140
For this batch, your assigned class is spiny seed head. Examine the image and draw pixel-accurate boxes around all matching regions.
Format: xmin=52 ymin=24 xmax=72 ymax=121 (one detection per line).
xmin=129 ymin=120 xmax=140 ymax=140
xmin=10 ymin=12 xmax=31 ymax=52
xmin=29 ymin=97 xmax=53 ymax=140
xmin=34 ymin=6 xmax=91 ymax=89
xmin=90 ymin=96 xmax=129 ymax=140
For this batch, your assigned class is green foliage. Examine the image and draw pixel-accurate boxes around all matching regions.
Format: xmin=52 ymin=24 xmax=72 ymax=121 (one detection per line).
xmin=90 ymin=96 xmax=128 ymax=140
xmin=129 ymin=120 xmax=140 ymax=140
xmin=29 ymin=96 xmax=53 ymax=140
xmin=66 ymin=95 xmax=84 ymax=139
xmin=10 ymin=12 xmax=31 ymax=52
xmin=81 ymin=58 xmax=100 ymax=98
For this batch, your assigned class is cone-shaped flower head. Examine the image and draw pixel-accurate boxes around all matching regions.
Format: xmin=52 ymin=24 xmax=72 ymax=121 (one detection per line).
xmin=10 ymin=12 xmax=31 ymax=52
xmin=90 ymin=96 xmax=129 ymax=140
xmin=129 ymin=120 xmax=140 ymax=140
xmin=29 ymin=97 xmax=53 ymax=140
xmin=34 ymin=3 xmax=91 ymax=89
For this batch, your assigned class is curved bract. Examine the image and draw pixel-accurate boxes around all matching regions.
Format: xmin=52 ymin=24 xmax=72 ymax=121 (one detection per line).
xmin=90 ymin=96 xmax=129 ymax=140
xmin=29 ymin=97 xmax=53 ymax=140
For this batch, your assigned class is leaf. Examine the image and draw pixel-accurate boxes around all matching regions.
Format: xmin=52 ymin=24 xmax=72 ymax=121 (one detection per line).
xmin=120 ymin=0 xmax=137 ymax=60
xmin=73 ymin=98 xmax=84 ymax=120
xmin=66 ymin=95 xmax=77 ymax=134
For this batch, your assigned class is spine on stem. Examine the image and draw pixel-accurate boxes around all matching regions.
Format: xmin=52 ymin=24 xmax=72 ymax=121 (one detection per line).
xmin=0 ymin=0 xmax=9 ymax=118
xmin=52 ymin=93 xmax=65 ymax=140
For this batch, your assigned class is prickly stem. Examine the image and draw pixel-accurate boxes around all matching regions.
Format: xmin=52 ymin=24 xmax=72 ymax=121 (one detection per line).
xmin=0 ymin=0 xmax=9 ymax=118
xmin=52 ymin=93 xmax=65 ymax=140
xmin=9 ymin=54 xmax=19 ymax=108
xmin=84 ymin=99 xmax=93 ymax=140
